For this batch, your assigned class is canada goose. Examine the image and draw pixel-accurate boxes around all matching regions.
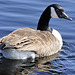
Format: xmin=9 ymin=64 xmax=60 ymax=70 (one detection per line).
xmin=0 ymin=4 xmax=72 ymax=59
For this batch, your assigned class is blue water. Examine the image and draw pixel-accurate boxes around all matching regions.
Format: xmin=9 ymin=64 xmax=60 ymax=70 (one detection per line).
xmin=0 ymin=0 xmax=75 ymax=75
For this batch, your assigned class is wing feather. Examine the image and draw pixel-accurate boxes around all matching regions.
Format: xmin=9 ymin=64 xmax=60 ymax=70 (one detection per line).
xmin=0 ymin=28 xmax=60 ymax=57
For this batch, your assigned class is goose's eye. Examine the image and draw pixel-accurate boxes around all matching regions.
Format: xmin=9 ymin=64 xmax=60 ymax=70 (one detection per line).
xmin=56 ymin=9 xmax=62 ymax=15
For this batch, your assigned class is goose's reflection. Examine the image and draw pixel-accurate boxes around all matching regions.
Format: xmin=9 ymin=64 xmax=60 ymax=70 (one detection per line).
xmin=0 ymin=52 xmax=60 ymax=75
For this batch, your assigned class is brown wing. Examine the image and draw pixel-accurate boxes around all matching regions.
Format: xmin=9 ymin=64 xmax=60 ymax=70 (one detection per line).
xmin=0 ymin=28 xmax=60 ymax=57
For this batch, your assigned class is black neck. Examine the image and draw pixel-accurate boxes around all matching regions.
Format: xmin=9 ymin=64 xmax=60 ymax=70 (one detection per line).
xmin=37 ymin=6 xmax=51 ymax=31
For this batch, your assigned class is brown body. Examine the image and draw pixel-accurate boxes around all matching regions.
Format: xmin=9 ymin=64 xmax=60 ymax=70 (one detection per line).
xmin=0 ymin=28 xmax=61 ymax=57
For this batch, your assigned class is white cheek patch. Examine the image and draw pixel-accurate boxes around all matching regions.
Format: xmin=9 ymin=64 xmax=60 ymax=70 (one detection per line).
xmin=51 ymin=7 xmax=59 ymax=18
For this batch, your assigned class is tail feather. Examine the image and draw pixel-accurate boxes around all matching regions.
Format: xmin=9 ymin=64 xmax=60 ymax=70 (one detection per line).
xmin=0 ymin=43 xmax=17 ymax=50
xmin=0 ymin=43 xmax=5 ymax=50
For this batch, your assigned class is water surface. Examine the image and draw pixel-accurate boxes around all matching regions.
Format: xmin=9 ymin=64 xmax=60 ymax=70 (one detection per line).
xmin=0 ymin=0 xmax=75 ymax=75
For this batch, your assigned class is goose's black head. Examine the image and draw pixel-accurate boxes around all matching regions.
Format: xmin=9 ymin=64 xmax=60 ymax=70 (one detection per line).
xmin=50 ymin=4 xmax=72 ymax=20
xmin=37 ymin=4 xmax=72 ymax=31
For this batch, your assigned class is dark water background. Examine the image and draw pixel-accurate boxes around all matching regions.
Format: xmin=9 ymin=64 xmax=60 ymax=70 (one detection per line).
xmin=0 ymin=0 xmax=75 ymax=75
